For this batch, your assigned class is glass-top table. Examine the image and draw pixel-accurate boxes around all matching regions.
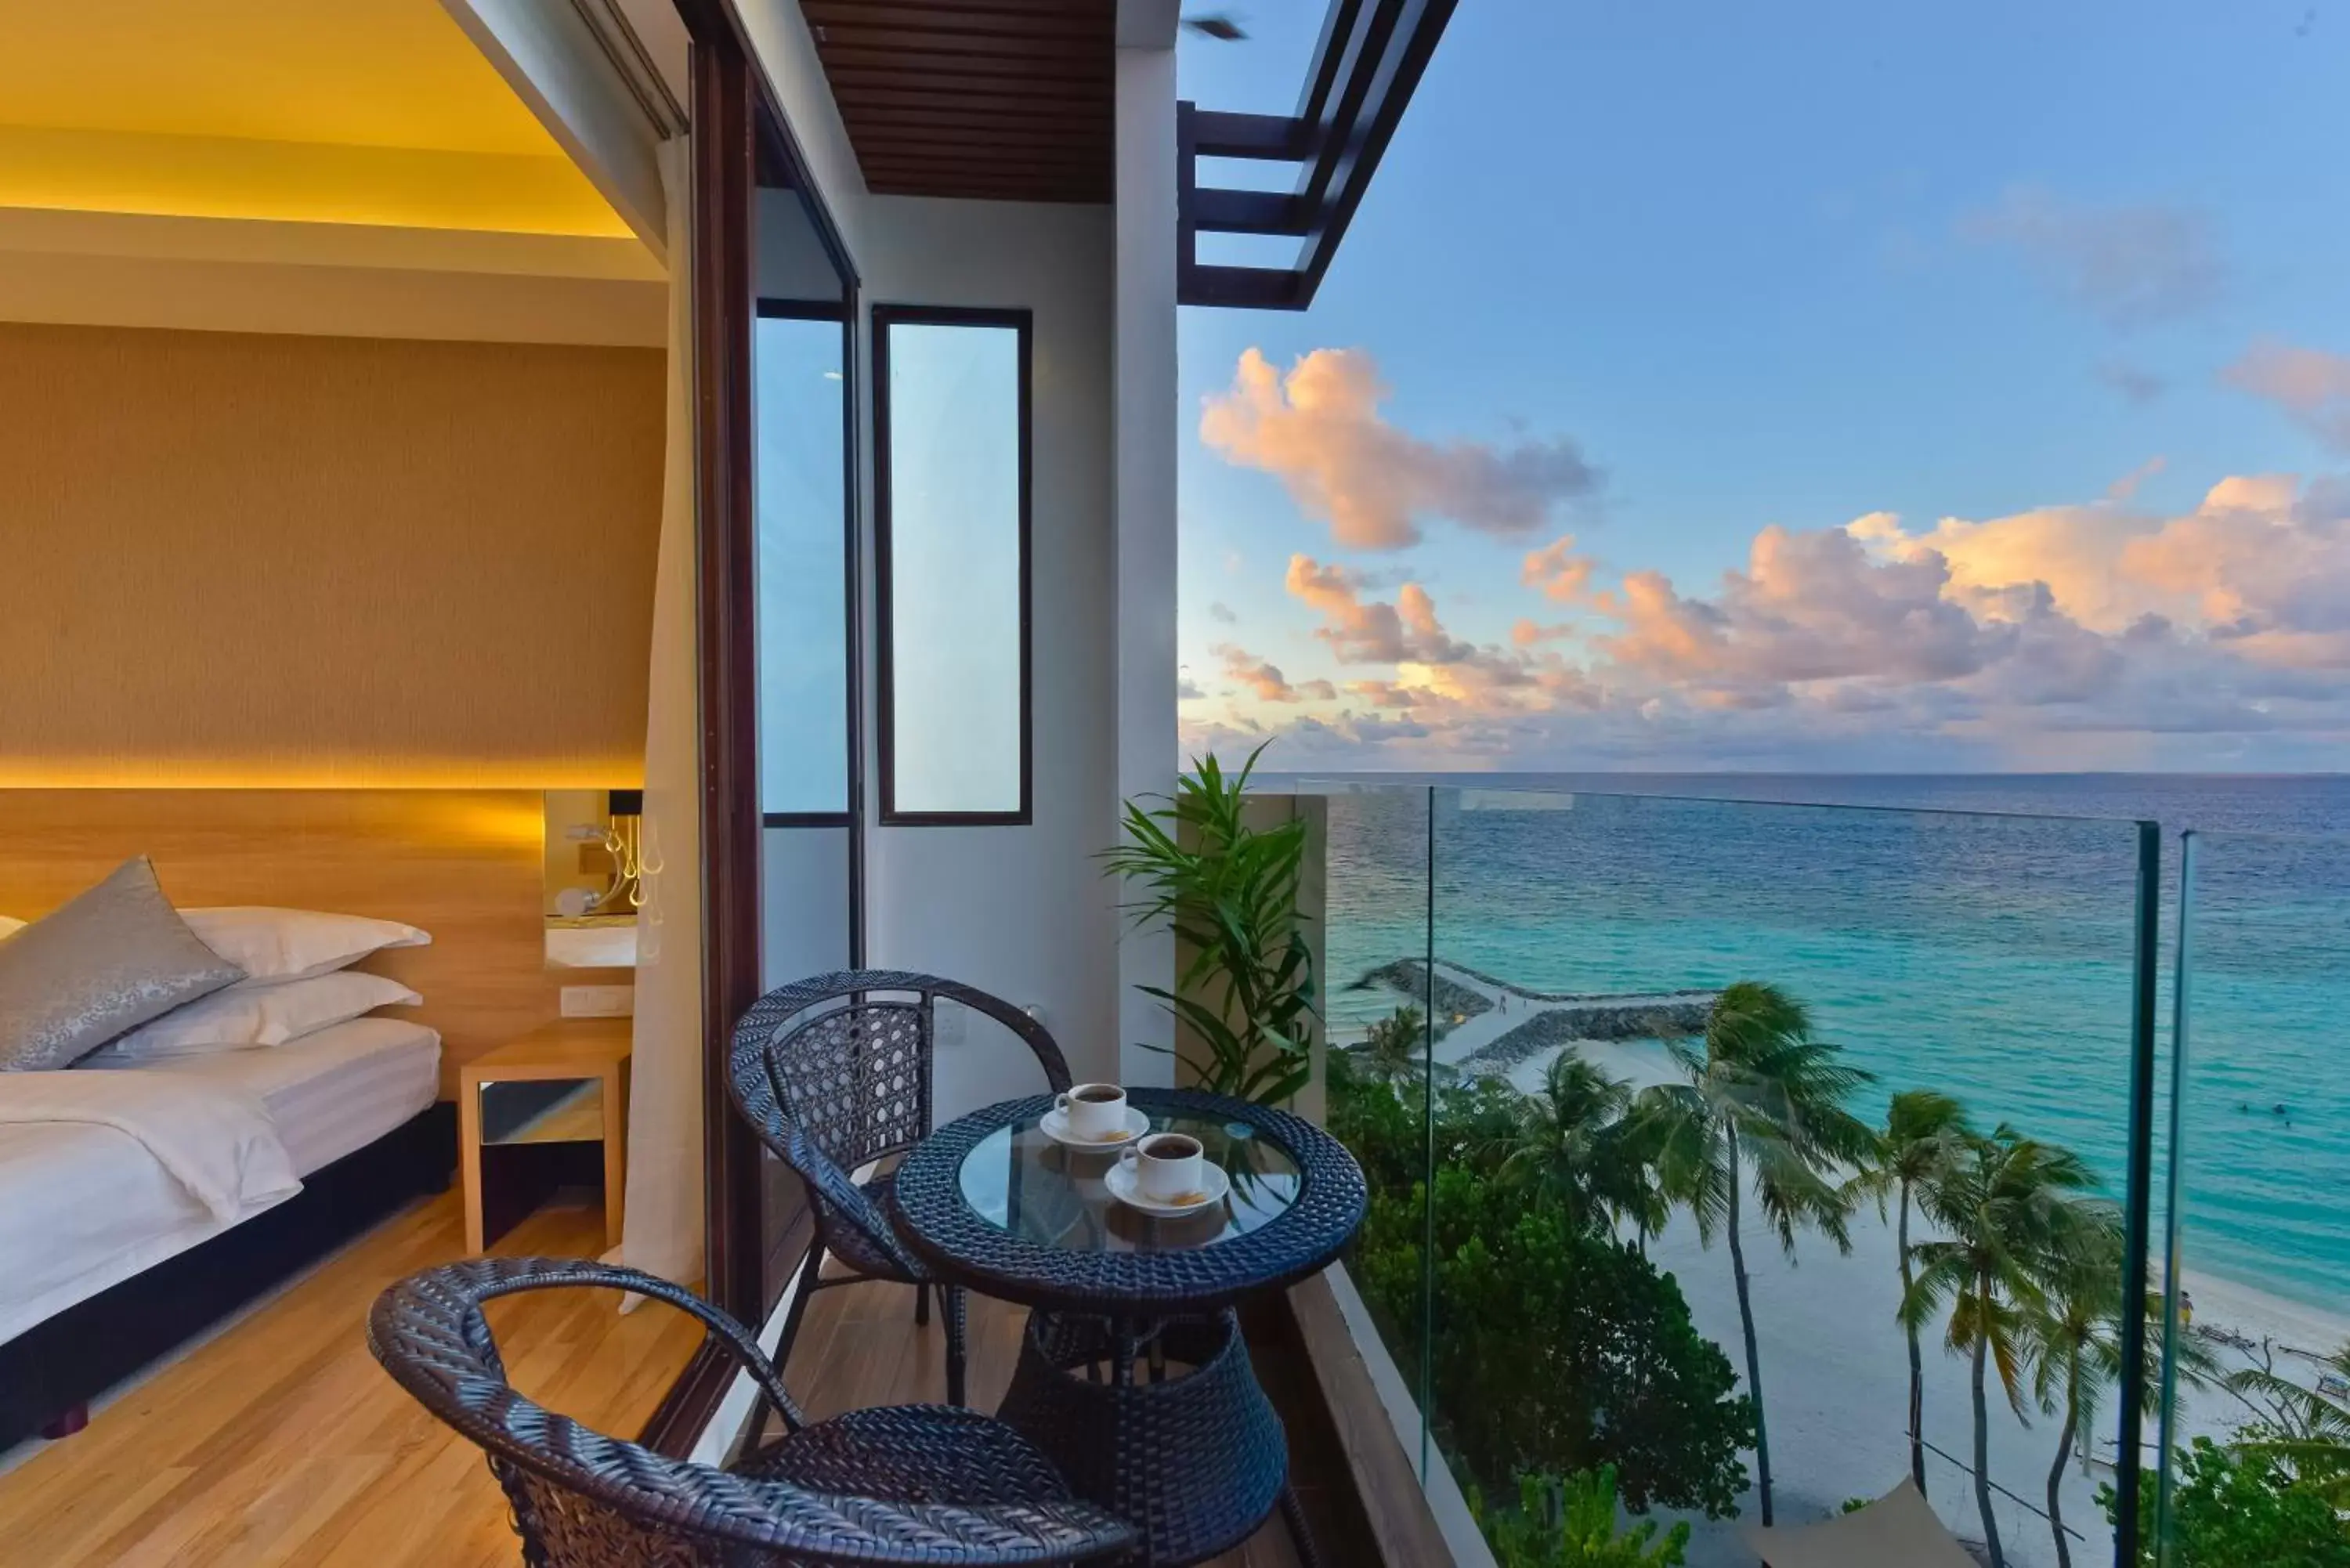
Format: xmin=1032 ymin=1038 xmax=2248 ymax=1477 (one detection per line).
xmin=892 ymin=1086 xmax=1366 ymax=1316
xmin=956 ymin=1105 xmax=1301 ymax=1255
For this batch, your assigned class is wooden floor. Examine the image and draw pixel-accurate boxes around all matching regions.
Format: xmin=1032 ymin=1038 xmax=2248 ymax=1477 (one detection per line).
xmin=0 ymin=1194 xmax=1300 ymax=1566
xmin=0 ymin=1194 xmax=698 ymax=1568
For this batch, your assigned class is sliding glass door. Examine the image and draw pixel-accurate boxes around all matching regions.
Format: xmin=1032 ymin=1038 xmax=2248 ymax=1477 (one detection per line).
xmin=749 ymin=113 xmax=859 ymax=1314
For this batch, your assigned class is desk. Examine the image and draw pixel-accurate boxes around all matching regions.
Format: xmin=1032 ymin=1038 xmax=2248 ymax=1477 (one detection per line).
xmin=457 ymin=1019 xmax=631 ymax=1254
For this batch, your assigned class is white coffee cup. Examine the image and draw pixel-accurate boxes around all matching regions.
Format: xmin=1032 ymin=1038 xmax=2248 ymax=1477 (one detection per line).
xmin=1054 ymin=1082 xmax=1129 ymax=1141
xmin=1120 ymin=1131 xmax=1205 ymax=1203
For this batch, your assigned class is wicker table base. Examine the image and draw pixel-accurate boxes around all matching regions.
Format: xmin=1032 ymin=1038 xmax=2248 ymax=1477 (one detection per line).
xmin=996 ymin=1310 xmax=1313 ymax=1568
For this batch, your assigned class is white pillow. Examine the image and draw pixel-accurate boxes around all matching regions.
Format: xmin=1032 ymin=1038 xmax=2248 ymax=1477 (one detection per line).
xmin=82 ymin=970 xmax=422 ymax=1063
xmin=180 ymin=906 xmax=430 ymax=986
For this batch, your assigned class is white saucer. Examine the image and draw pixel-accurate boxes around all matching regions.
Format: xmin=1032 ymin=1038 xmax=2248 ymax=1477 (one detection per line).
xmin=1104 ymin=1158 xmax=1231 ymax=1219
xmin=1040 ymin=1104 xmax=1149 ymax=1151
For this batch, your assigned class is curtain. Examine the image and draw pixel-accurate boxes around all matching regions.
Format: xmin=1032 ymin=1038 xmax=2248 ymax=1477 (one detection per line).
xmin=620 ymin=132 xmax=705 ymax=1288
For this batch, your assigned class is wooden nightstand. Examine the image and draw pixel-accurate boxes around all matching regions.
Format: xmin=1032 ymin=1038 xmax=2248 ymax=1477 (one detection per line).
xmin=458 ymin=1019 xmax=631 ymax=1255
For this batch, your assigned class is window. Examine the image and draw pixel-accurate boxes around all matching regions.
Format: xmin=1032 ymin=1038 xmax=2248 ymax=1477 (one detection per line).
xmin=873 ymin=306 xmax=1032 ymax=825
xmin=754 ymin=302 xmax=852 ymax=821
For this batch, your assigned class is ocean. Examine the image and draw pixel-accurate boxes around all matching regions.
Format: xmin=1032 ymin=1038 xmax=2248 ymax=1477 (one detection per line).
xmin=1281 ymin=772 xmax=2350 ymax=1315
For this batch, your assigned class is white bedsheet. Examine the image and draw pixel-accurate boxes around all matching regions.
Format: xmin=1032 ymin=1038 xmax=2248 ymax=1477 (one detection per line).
xmin=0 ymin=1070 xmax=296 ymax=1221
xmin=140 ymin=1017 xmax=441 ymax=1175
xmin=0 ymin=1018 xmax=442 ymax=1346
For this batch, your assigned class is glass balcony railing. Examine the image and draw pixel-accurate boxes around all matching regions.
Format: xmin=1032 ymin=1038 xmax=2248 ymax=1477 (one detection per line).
xmin=2157 ymin=830 xmax=2350 ymax=1568
xmin=1299 ymin=779 xmax=2180 ymax=1568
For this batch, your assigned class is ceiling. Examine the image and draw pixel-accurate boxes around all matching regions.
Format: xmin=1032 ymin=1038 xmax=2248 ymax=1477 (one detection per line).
xmin=799 ymin=0 xmax=1113 ymax=204
xmin=0 ymin=0 xmax=627 ymax=235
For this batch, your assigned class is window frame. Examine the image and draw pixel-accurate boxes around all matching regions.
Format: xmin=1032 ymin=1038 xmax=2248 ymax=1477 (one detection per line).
xmin=871 ymin=303 xmax=1035 ymax=828
xmin=754 ymin=295 xmax=859 ymax=831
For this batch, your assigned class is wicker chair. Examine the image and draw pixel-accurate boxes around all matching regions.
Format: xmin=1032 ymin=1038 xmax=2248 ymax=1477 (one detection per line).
xmin=367 ymin=1256 xmax=1136 ymax=1567
xmin=729 ymin=970 xmax=1073 ymax=1409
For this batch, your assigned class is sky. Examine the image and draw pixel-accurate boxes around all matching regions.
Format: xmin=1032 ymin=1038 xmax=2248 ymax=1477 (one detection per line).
xmin=1172 ymin=2 xmax=2350 ymax=773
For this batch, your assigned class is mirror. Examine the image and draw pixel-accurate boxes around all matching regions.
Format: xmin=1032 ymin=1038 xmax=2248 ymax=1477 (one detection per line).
xmin=542 ymin=789 xmax=640 ymax=967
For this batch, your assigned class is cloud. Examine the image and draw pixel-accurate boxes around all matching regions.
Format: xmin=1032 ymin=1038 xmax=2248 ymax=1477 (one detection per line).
xmin=1600 ymin=525 xmax=1999 ymax=689
xmin=2223 ymin=338 xmax=2350 ymax=451
xmin=1286 ymin=555 xmax=1457 ymax=663
xmin=2096 ymin=361 xmax=2167 ymax=406
xmin=1962 ymin=187 xmax=2222 ymax=327
xmin=1177 ymin=676 xmax=1206 ymax=701
xmin=1209 ymin=642 xmax=1335 ymax=704
xmin=1207 ymin=601 xmax=1238 ymax=624
xmin=1521 ymin=534 xmax=1596 ymax=602
xmin=1200 ymin=348 xmax=1600 ymax=550
xmin=1192 ymin=468 xmax=2350 ymax=771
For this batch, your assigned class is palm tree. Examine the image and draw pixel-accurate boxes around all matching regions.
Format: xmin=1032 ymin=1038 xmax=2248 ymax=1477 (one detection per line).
xmin=1632 ymin=981 xmax=1877 ymax=1526
xmin=1853 ymin=1089 xmax=1975 ymax=1494
xmin=1347 ymin=1004 xmax=1453 ymax=1093
xmin=2023 ymin=1201 xmax=2125 ymax=1568
xmin=2224 ymin=1339 xmax=2350 ymax=1506
xmin=1493 ymin=1053 xmax=1640 ymax=1232
xmin=1905 ymin=1126 xmax=2094 ymax=1568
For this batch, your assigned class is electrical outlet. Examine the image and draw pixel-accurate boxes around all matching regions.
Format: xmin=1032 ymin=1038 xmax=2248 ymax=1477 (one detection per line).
xmin=561 ymin=985 xmax=634 ymax=1018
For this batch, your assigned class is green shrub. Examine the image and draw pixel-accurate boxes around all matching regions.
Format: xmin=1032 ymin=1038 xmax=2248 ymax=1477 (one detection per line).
xmin=1473 ymin=1467 xmax=1692 ymax=1566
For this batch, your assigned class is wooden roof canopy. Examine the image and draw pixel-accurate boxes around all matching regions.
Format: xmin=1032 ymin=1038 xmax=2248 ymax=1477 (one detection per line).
xmin=799 ymin=0 xmax=1112 ymax=204
xmin=796 ymin=0 xmax=1458 ymax=309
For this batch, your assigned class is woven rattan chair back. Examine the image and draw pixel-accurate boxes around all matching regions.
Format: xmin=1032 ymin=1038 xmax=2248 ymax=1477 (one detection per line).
xmin=729 ymin=970 xmax=1075 ymax=1274
xmin=368 ymin=1256 xmax=1135 ymax=1568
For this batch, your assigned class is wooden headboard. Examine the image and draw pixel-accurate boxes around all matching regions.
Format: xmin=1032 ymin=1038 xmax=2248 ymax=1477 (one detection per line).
xmin=0 ymin=789 xmax=584 ymax=1093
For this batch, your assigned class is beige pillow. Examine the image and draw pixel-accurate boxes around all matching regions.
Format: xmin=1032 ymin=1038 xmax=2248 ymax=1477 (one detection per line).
xmin=0 ymin=858 xmax=247 ymax=1071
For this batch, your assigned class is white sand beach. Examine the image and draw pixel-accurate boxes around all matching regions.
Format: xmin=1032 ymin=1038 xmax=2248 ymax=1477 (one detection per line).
xmin=1537 ymin=1031 xmax=2349 ymax=1568
xmin=1342 ymin=966 xmax=2350 ymax=1568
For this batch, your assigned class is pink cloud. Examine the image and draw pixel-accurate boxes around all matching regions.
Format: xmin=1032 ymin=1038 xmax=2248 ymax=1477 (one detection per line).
xmin=1196 ymin=467 xmax=2350 ymax=771
xmin=2224 ymin=339 xmax=2350 ymax=451
xmin=1521 ymin=534 xmax=1595 ymax=602
xmin=1201 ymin=348 xmax=1598 ymax=550
xmin=1210 ymin=642 xmax=1333 ymax=703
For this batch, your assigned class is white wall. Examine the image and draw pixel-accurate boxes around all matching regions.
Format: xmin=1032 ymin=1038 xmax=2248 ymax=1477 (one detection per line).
xmin=858 ymin=197 xmax=1120 ymax=1102
xmin=735 ymin=1 xmax=1139 ymax=1098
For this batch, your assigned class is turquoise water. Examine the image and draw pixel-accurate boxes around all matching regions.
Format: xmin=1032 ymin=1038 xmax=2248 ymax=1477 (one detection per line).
xmin=1296 ymin=774 xmax=2350 ymax=1314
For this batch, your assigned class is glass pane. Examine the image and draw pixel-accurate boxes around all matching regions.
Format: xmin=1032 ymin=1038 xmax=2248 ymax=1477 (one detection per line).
xmin=2159 ymin=829 xmax=2350 ymax=1565
xmin=750 ymin=120 xmax=856 ymax=1324
xmin=881 ymin=318 xmax=1025 ymax=818
xmin=1308 ymin=781 xmax=1436 ymax=1480
xmin=754 ymin=310 xmax=848 ymax=815
xmin=1406 ymin=785 xmax=2152 ymax=1564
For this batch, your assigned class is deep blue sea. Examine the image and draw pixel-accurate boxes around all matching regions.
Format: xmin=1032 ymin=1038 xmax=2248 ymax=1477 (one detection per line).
xmin=1275 ymin=773 xmax=2350 ymax=1313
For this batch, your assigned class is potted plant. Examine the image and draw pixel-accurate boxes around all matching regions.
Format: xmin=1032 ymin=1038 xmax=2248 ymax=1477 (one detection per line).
xmin=1104 ymin=743 xmax=1318 ymax=1106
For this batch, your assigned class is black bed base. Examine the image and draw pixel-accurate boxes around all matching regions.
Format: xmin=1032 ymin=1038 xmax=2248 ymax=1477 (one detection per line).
xmin=0 ymin=1100 xmax=457 ymax=1451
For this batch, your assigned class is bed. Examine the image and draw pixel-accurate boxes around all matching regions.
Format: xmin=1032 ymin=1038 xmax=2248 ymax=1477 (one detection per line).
xmin=0 ymin=1019 xmax=455 ymax=1448
xmin=0 ymin=788 xmax=595 ymax=1450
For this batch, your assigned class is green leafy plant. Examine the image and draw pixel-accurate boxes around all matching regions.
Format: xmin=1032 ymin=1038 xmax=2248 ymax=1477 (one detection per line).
xmin=1473 ymin=1467 xmax=1692 ymax=1566
xmin=1104 ymin=745 xmax=1318 ymax=1104
xmin=1332 ymin=1055 xmax=1754 ymax=1518
xmin=2103 ymin=1436 xmax=2350 ymax=1567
